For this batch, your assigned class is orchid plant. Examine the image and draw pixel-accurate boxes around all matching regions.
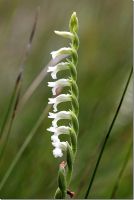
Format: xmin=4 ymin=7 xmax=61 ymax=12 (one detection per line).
xmin=47 ymin=12 xmax=79 ymax=198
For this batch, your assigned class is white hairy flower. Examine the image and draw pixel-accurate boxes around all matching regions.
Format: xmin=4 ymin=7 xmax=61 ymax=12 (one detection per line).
xmin=54 ymin=31 xmax=74 ymax=39
xmin=48 ymin=79 xmax=70 ymax=95
xmin=47 ymin=126 xmax=70 ymax=136
xmin=50 ymin=134 xmax=67 ymax=158
xmin=48 ymin=94 xmax=71 ymax=112
xmin=51 ymin=134 xmax=60 ymax=143
xmin=47 ymin=62 xmax=69 ymax=79
xmin=52 ymin=140 xmax=67 ymax=149
xmin=48 ymin=111 xmax=71 ymax=127
xmin=53 ymin=148 xmax=63 ymax=158
xmin=51 ymin=47 xmax=72 ymax=59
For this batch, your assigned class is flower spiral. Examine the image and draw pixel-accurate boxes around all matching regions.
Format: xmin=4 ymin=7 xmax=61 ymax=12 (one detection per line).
xmin=47 ymin=12 xmax=79 ymax=199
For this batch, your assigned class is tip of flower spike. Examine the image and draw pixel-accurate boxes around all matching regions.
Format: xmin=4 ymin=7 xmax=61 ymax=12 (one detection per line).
xmin=69 ymin=11 xmax=78 ymax=33
xmin=72 ymin=12 xmax=76 ymax=17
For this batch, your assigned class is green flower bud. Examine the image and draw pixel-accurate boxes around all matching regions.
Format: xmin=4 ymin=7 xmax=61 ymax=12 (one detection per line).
xmin=69 ymin=12 xmax=79 ymax=33
xmin=58 ymin=163 xmax=67 ymax=198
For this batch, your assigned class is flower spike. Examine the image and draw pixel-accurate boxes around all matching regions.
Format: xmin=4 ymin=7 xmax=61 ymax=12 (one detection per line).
xmin=47 ymin=12 xmax=79 ymax=198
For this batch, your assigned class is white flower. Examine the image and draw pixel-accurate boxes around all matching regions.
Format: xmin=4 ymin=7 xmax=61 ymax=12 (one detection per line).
xmin=51 ymin=47 xmax=72 ymax=59
xmin=47 ymin=62 xmax=69 ymax=79
xmin=51 ymin=135 xmax=60 ymax=142
xmin=51 ymin=135 xmax=67 ymax=158
xmin=48 ymin=94 xmax=71 ymax=112
xmin=52 ymin=140 xmax=67 ymax=149
xmin=54 ymin=31 xmax=74 ymax=39
xmin=48 ymin=111 xmax=71 ymax=127
xmin=53 ymin=148 xmax=63 ymax=157
xmin=47 ymin=126 xmax=70 ymax=135
xmin=48 ymin=79 xmax=70 ymax=95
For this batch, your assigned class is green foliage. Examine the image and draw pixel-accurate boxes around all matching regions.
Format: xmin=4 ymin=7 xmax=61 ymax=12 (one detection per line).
xmin=0 ymin=0 xmax=132 ymax=199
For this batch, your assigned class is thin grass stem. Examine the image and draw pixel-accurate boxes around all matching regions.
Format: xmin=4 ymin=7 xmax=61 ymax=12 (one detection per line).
xmin=84 ymin=67 xmax=133 ymax=199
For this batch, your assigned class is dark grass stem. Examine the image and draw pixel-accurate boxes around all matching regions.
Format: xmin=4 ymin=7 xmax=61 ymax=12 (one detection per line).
xmin=110 ymin=141 xmax=132 ymax=198
xmin=84 ymin=67 xmax=133 ymax=199
xmin=0 ymin=7 xmax=39 ymax=160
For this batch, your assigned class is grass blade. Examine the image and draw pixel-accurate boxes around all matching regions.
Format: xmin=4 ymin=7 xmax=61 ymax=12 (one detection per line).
xmin=84 ymin=67 xmax=133 ymax=198
xmin=0 ymin=7 xmax=39 ymax=159
xmin=110 ymin=141 xmax=132 ymax=198
xmin=0 ymin=105 xmax=50 ymax=192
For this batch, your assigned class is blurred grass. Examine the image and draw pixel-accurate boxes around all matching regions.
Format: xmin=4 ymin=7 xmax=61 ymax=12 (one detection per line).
xmin=0 ymin=0 xmax=132 ymax=198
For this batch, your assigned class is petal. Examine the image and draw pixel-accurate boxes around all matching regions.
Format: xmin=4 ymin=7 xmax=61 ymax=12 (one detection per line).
xmin=53 ymin=148 xmax=63 ymax=158
xmin=52 ymin=141 xmax=60 ymax=148
xmin=47 ymin=126 xmax=70 ymax=135
xmin=52 ymin=94 xmax=71 ymax=112
xmin=48 ymin=98 xmax=56 ymax=104
xmin=51 ymin=135 xmax=60 ymax=142
xmin=60 ymin=141 xmax=67 ymax=150
xmin=48 ymin=79 xmax=70 ymax=95
xmin=47 ymin=66 xmax=55 ymax=72
xmin=57 ymin=126 xmax=70 ymax=135
xmin=54 ymin=31 xmax=74 ymax=39
xmin=51 ymin=111 xmax=71 ymax=127
xmin=51 ymin=47 xmax=72 ymax=59
xmin=47 ymin=127 xmax=56 ymax=133
xmin=48 ymin=112 xmax=55 ymax=119
xmin=48 ymin=82 xmax=55 ymax=87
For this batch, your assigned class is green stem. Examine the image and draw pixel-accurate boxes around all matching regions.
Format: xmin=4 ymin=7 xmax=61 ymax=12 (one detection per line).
xmin=84 ymin=67 xmax=133 ymax=199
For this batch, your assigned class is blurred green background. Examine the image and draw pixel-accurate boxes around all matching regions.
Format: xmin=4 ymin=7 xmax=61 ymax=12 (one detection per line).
xmin=0 ymin=0 xmax=132 ymax=198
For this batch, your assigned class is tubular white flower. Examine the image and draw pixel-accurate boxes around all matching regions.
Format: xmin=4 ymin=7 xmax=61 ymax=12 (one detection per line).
xmin=48 ymin=79 xmax=70 ymax=95
xmin=47 ymin=62 xmax=69 ymax=79
xmin=48 ymin=111 xmax=71 ymax=127
xmin=48 ymin=94 xmax=71 ymax=112
xmin=51 ymin=47 xmax=72 ymax=59
xmin=47 ymin=126 xmax=70 ymax=136
xmin=54 ymin=30 xmax=74 ymax=39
